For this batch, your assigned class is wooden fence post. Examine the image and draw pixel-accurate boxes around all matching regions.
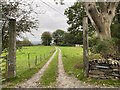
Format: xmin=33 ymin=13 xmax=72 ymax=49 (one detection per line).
xmin=0 ymin=3 xmax=2 ymax=85
xmin=83 ymin=16 xmax=89 ymax=77
xmin=0 ymin=2 xmax=2 ymax=55
xmin=35 ymin=56 xmax=37 ymax=66
xmin=7 ymin=18 xmax=16 ymax=78
xmin=28 ymin=53 xmax=30 ymax=69
xmin=40 ymin=55 xmax=41 ymax=61
xmin=44 ymin=54 xmax=45 ymax=59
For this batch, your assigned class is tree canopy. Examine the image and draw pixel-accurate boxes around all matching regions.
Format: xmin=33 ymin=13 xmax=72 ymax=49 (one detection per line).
xmin=2 ymin=1 xmax=38 ymax=50
xmin=65 ymin=1 xmax=120 ymax=41
xmin=52 ymin=29 xmax=65 ymax=45
xmin=41 ymin=32 xmax=52 ymax=46
xmin=52 ymin=29 xmax=83 ymax=46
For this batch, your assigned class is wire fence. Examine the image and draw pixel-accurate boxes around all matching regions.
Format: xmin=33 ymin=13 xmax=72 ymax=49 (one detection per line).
xmin=26 ymin=49 xmax=55 ymax=69
xmin=0 ymin=47 xmax=55 ymax=82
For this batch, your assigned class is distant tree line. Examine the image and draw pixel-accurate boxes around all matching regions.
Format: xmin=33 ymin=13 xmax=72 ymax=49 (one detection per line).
xmin=41 ymin=29 xmax=83 ymax=46
xmin=16 ymin=37 xmax=32 ymax=48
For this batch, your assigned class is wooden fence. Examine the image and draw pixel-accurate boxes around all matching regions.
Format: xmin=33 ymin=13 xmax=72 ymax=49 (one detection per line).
xmin=27 ymin=48 xmax=55 ymax=69
xmin=0 ymin=48 xmax=55 ymax=82
xmin=89 ymin=59 xmax=120 ymax=79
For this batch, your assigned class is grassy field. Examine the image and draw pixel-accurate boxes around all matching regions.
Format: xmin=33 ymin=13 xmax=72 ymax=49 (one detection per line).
xmin=3 ymin=46 xmax=55 ymax=87
xmin=60 ymin=46 xmax=120 ymax=87
xmin=40 ymin=49 xmax=58 ymax=87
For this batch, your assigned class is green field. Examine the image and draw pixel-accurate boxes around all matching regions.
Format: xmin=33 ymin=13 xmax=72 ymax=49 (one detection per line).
xmin=3 ymin=46 xmax=120 ymax=87
xmin=60 ymin=47 xmax=83 ymax=79
xmin=16 ymin=46 xmax=54 ymax=75
xmin=60 ymin=46 xmax=120 ymax=87
xmin=4 ymin=46 xmax=55 ymax=87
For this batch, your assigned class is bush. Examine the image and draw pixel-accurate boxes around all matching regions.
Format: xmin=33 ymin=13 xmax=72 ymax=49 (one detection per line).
xmin=90 ymin=38 xmax=119 ymax=59
xmin=89 ymin=37 xmax=99 ymax=47
xmin=89 ymin=53 xmax=102 ymax=60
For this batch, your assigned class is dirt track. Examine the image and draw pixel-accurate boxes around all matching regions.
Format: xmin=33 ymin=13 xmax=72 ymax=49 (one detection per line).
xmin=17 ymin=47 xmax=57 ymax=88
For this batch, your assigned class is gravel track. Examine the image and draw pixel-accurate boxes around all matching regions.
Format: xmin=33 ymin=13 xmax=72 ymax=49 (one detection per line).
xmin=56 ymin=48 xmax=111 ymax=88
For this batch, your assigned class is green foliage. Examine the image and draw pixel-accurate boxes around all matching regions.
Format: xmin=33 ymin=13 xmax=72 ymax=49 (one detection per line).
xmin=89 ymin=36 xmax=99 ymax=47
xmin=64 ymin=2 xmax=95 ymax=36
xmin=111 ymin=23 xmax=120 ymax=52
xmin=52 ymin=29 xmax=83 ymax=46
xmin=52 ymin=29 xmax=65 ymax=45
xmin=64 ymin=2 xmax=85 ymax=33
xmin=89 ymin=53 xmax=102 ymax=60
xmin=41 ymin=32 xmax=52 ymax=46
xmin=65 ymin=2 xmax=120 ymax=42
xmin=64 ymin=32 xmax=83 ymax=45
xmin=40 ymin=50 xmax=58 ymax=86
xmin=21 ymin=37 xmax=32 ymax=46
xmin=64 ymin=2 xmax=84 ymax=44
xmin=63 ymin=33 xmax=75 ymax=46
xmin=91 ymin=39 xmax=118 ymax=59
xmin=64 ymin=2 xmax=96 ymax=46
xmin=2 ymin=1 xmax=38 ymax=50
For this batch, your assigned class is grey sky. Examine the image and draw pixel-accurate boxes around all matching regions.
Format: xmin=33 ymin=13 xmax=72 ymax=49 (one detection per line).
xmin=22 ymin=0 xmax=76 ymax=44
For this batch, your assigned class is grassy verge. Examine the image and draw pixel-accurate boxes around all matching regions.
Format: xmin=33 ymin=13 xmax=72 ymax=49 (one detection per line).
xmin=3 ymin=46 xmax=55 ymax=87
xmin=40 ymin=49 xmax=58 ymax=86
xmin=60 ymin=46 xmax=120 ymax=87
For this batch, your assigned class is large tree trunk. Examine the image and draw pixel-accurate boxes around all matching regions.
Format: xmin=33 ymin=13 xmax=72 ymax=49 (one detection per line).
xmin=99 ymin=22 xmax=111 ymax=40
xmin=84 ymin=2 xmax=119 ymax=40
xmin=7 ymin=18 xmax=16 ymax=78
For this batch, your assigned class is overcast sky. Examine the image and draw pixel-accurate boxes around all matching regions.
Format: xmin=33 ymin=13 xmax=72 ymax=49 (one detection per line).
xmin=21 ymin=0 xmax=76 ymax=44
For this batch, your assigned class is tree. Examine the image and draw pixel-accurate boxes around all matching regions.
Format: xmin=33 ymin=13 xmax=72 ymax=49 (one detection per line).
xmin=64 ymin=2 xmax=85 ymax=34
xmin=111 ymin=18 xmax=120 ymax=52
xmin=2 ymin=1 xmax=38 ymax=50
xmin=41 ymin=32 xmax=52 ymax=46
xmin=64 ymin=2 xmax=91 ymax=44
xmin=52 ymin=29 xmax=83 ymax=46
xmin=52 ymin=29 xmax=65 ymax=45
xmin=65 ymin=1 xmax=120 ymax=41
xmin=21 ymin=37 xmax=32 ymax=46
xmin=63 ymin=32 xmax=74 ymax=46
xmin=84 ymin=2 xmax=120 ymax=40
xmin=1 ymin=1 xmax=38 ymax=78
